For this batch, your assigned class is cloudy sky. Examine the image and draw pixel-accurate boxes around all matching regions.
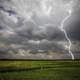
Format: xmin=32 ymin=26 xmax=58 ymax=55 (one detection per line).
xmin=0 ymin=0 xmax=80 ymax=59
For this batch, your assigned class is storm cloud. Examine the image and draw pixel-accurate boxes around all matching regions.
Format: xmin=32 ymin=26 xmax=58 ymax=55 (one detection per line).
xmin=0 ymin=0 xmax=80 ymax=59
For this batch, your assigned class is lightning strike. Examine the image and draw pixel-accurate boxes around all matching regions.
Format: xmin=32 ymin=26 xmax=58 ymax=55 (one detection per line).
xmin=60 ymin=7 xmax=74 ymax=60
xmin=39 ymin=0 xmax=75 ymax=60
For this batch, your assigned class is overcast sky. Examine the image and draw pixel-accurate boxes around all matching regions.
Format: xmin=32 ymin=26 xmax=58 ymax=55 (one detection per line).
xmin=0 ymin=0 xmax=80 ymax=59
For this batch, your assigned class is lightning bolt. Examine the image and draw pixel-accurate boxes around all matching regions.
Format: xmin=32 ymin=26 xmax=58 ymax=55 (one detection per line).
xmin=60 ymin=8 xmax=74 ymax=60
xmin=41 ymin=0 xmax=75 ymax=60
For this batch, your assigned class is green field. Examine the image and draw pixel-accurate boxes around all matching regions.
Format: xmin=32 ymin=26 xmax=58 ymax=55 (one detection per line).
xmin=0 ymin=60 xmax=80 ymax=80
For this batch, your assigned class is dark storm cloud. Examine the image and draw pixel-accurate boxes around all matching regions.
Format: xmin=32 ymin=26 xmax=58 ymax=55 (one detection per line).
xmin=16 ymin=22 xmax=65 ymax=41
xmin=0 ymin=0 xmax=73 ymax=42
xmin=64 ymin=0 xmax=80 ymax=40
xmin=0 ymin=0 xmax=80 ymax=59
xmin=0 ymin=0 xmax=79 ymax=43
xmin=65 ymin=20 xmax=80 ymax=40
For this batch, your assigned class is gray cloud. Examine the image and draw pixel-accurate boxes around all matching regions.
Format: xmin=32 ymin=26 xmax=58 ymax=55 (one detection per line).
xmin=0 ymin=0 xmax=80 ymax=59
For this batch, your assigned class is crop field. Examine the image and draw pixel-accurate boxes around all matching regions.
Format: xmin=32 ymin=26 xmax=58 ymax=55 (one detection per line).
xmin=0 ymin=60 xmax=80 ymax=80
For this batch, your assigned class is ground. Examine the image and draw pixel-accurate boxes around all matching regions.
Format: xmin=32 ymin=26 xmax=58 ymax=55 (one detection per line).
xmin=0 ymin=60 xmax=80 ymax=80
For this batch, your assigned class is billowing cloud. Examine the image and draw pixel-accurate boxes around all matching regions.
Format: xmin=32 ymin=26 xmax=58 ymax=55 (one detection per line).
xmin=0 ymin=0 xmax=80 ymax=59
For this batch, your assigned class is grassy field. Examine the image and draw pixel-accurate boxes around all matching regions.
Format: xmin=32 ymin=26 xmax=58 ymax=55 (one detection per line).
xmin=0 ymin=60 xmax=80 ymax=80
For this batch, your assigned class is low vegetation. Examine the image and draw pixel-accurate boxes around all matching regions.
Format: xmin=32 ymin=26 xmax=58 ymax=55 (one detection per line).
xmin=0 ymin=60 xmax=80 ymax=80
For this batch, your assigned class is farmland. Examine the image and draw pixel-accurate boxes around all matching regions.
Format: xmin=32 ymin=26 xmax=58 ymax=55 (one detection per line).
xmin=0 ymin=60 xmax=80 ymax=80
